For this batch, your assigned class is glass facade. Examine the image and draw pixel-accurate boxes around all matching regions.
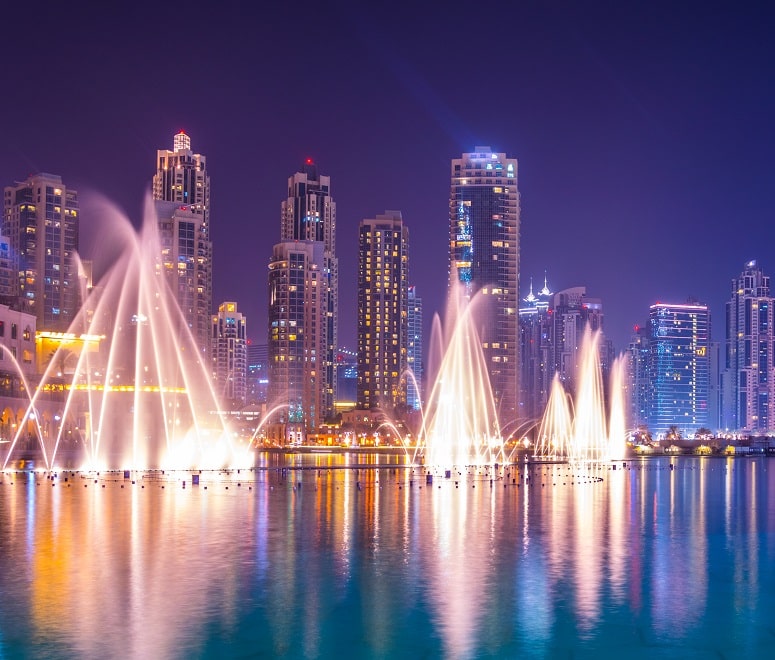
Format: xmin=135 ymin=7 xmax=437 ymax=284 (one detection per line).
xmin=449 ymin=148 xmax=519 ymax=420
xmin=648 ymin=303 xmax=710 ymax=437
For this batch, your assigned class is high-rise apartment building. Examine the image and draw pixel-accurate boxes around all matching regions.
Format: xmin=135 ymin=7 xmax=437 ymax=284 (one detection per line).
xmin=211 ymin=302 xmax=247 ymax=408
xmin=450 ymin=147 xmax=520 ymax=420
xmin=267 ymin=240 xmax=327 ymax=432
xmin=625 ymin=324 xmax=650 ymax=431
xmin=246 ymin=342 xmax=269 ymax=405
xmin=551 ymin=286 xmax=604 ymax=391
xmin=357 ymin=211 xmax=409 ymax=412
xmin=724 ymin=261 xmax=775 ymax=432
xmin=648 ymin=302 xmax=710 ymax=437
xmin=3 ymin=173 xmax=80 ymax=331
xmin=154 ymin=200 xmax=208 ymax=352
xmin=407 ymin=286 xmax=423 ymax=411
xmin=518 ymin=277 xmax=554 ymax=421
xmin=152 ymin=131 xmax=212 ymax=361
xmin=280 ymin=160 xmax=337 ymax=417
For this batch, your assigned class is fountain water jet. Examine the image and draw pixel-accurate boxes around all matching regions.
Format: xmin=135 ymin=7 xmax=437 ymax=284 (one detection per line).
xmin=1 ymin=195 xmax=253 ymax=471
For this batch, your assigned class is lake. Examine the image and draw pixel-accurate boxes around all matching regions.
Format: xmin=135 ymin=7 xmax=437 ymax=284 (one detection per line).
xmin=0 ymin=454 xmax=773 ymax=658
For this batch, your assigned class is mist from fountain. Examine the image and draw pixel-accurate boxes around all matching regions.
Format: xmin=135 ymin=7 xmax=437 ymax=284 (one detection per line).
xmin=415 ymin=284 xmax=505 ymax=468
xmin=533 ymin=326 xmax=628 ymax=462
xmin=1 ymin=195 xmax=253 ymax=471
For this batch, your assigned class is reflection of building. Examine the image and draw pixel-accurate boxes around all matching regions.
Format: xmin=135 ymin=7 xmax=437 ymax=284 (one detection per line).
xmin=152 ymin=131 xmax=212 ymax=361
xmin=3 ymin=173 xmax=80 ymax=331
xmin=450 ymin=147 xmax=519 ymax=420
xmin=268 ymin=241 xmax=326 ymax=431
xmin=407 ymin=286 xmax=423 ymax=411
xmin=211 ymin=302 xmax=247 ymax=408
xmin=648 ymin=301 xmax=710 ymax=437
xmin=357 ymin=211 xmax=409 ymax=412
xmin=281 ymin=160 xmax=338 ymax=418
xmin=723 ymin=260 xmax=775 ymax=432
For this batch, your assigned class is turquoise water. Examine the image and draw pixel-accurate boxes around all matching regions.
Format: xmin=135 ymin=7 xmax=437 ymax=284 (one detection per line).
xmin=0 ymin=455 xmax=773 ymax=658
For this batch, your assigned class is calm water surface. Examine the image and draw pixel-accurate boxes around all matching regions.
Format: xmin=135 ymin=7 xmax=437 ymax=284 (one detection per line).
xmin=0 ymin=454 xmax=773 ymax=658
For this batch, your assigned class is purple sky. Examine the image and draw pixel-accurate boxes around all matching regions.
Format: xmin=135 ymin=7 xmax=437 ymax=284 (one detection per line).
xmin=2 ymin=2 xmax=774 ymax=350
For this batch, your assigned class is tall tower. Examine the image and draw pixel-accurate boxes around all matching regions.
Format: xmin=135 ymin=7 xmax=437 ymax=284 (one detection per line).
xmin=724 ymin=261 xmax=775 ymax=432
xmin=407 ymin=286 xmax=423 ymax=411
xmin=152 ymin=131 xmax=212 ymax=361
xmin=3 ymin=173 xmax=80 ymax=331
xmin=450 ymin=147 xmax=519 ymax=421
xmin=211 ymin=301 xmax=247 ymax=408
xmin=518 ymin=275 xmax=554 ymax=421
xmin=357 ymin=211 xmax=409 ymax=412
xmin=268 ymin=241 xmax=327 ymax=433
xmin=648 ymin=301 xmax=710 ymax=437
xmin=280 ymin=159 xmax=338 ymax=417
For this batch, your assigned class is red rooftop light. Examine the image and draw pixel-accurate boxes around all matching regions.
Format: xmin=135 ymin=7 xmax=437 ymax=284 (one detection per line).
xmin=305 ymin=157 xmax=314 ymax=165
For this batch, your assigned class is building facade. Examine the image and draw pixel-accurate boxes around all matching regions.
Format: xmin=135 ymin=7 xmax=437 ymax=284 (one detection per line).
xmin=153 ymin=200 xmax=210 ymax=358
xmin=211 ymin=302 xmax=247 ymax=407
xmin=357 ymin=211 xmax=409 ymax=412
xmin=724 ymin=261 xmax=775 ymax=433
xmin=625 ymin=324 xmax=650 ymax=432
xmin=407 ymin=286 xmax=423 ymax=411
xmin=267 ymin=240 xmax=327 ymax=432
xmin=449 ymin=147 xmax=520 ymax=421
xmin=3 ymin=173 xmax=80 ymax=331
xmin=152 ymin=131 xmax=212 ymax=361
xmin=280 ymin=160 xmax=337 ymax=418
xmin=518 ymin=277 xmax=554 ymax=421
xmin=648 ymin=302 xmax=710 ymax=437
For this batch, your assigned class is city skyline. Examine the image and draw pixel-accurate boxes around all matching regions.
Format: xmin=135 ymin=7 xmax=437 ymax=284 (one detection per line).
xmin=2 ymin=3 xmax=775 ymax=351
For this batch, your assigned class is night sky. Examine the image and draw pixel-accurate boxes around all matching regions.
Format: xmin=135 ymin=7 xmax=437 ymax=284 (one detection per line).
xmin=2 ymin=2 xmax=774 ymax=351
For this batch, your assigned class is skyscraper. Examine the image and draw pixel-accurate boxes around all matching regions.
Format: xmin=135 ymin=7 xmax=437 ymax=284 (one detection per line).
xmin=3 ymin=173 xmax=80 ymax=331
xmin=450 ymin=147 xmax=519 ymax=421
xmin=357 ymin=211 xmax=409 ymax=412
xmin=625 ymin=324 xmax=650 ymax=432
xmin=280 ymin=160 xmax=337 ymax=417
xmin=154 ymin=200 xmax=208 ymax=353
xmin=211 ymin=302 xmax=247 ymax=408
xmin=648 ymin=302 xmax=710 ymax=437
xmin=518 ymin=276 xmax=554 ymax=421
xmin=152 ymin=131 xmax=212 ymax=360
xmin=407 ymin=286 xmax=423 ymax=411
xmin=724 ymin=261 xmax=775 ymax=432
xmin=267 ymin=240 xmax=326 ymax=433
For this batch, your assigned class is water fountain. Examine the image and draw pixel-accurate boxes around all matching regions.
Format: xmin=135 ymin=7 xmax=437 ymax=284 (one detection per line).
xmin=0 ymin=196 xmax=253 ymax=471
xmin=414 ymin=284 xmax=506 ymax=467
xmin=533 ymin=326 xmax=627 ymax=462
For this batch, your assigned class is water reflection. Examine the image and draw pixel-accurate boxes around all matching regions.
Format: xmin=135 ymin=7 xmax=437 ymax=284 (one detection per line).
xmin=0 ymin=457 xmax=774 ymax=657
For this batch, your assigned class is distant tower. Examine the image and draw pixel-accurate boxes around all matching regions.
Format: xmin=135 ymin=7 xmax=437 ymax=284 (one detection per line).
xmin=280 ymin=159 xmax=338 ymax=418
xmin=648 ymin=301 xmax=710 ymax=437
xmin=152 ymin=131 xmax=212 ymax=361
xmin=268 ymin=240 xmax=327 ymax=432
xmin=450 ymin=147 xmax=520 ymax=421
xmin=724 ymin=261 xmax=775 ymax=432
xmin=357 ymin=211 xmax=409 ymax=412
xmin=625 ymin=324 xmax=650 ymax=431
xmin=211 ymin=302 xmax=247 ymax=408
xmin=551 ymin=286 xmax=604 ymax=391
xmin=407 ymin=286 xmax=423 ymax=411
xmin=3 ymin=173 xmax=80 ymax=331
xmin=518 ymin=274 xmax=553 ymax=421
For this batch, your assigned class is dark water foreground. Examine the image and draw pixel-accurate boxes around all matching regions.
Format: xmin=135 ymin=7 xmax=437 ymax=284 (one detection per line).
xmin=0 ymin=454 xmax=773 ymax=658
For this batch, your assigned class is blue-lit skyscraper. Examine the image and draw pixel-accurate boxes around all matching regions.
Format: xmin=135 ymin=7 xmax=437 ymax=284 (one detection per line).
xmin=407 ymin=286 xmax=423 ymax=411
xmin=723 ymin=260 xmax=775 ymax=432
xmin=648 ymin=302 xmax=710 ymax=437
xmin=450 ymin=147 xmax=520 ymax=420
